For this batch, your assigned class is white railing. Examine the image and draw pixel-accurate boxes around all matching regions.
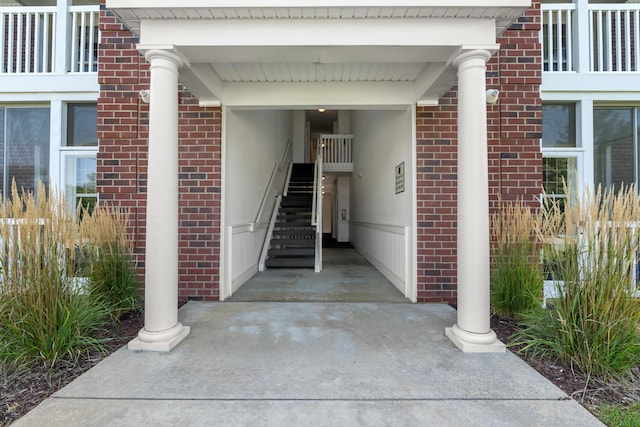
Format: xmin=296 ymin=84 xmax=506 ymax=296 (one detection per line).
xmin=258 ymin=195 xmax=281 ymax=272
xmin=251 ymin=139 xmax=291 ymax=231
xmin=590 ymin=5 xmax=640 ymax=72
xmin=0 ymin=5 xmax=99 ymax=74
xmin=318 ymin=134 xmax=353 ymax=172
xmin=542 ymin=3 xmax=640 ymax=73
xmin=1 ymin=7 xmax=56 ymax=73
xmin=542 ymin=4 xmax=575 ymax=72
xmin=542 ymin=221 xmax=640 ymax=306
xmin=311 ymin=153 xmax=323 ymax=272
xmin=69 ymin=6 xmax=99 ymax=73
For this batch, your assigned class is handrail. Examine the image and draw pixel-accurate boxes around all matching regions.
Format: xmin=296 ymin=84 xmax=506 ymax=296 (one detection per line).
xmin=252 ymin=161 xmax=278 ymax=230
xmin=258 ymin=195 xmax=281 ymax=271
xmin=283 ymin=162 xmax=293 ymax=197
xmin=279 ymin=138 xmax=292 ymax=171
xmin=252 ymin=140 xmax=293 ymax=229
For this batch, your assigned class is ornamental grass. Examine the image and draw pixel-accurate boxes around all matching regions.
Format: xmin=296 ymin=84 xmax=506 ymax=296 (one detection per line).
xmin=0 ymin=182 xmax=139 ymax=371
xmin=513 ymin=184 xmax=640 ymax=379
xmin=490 ymin=198 xmax=544 ymax=319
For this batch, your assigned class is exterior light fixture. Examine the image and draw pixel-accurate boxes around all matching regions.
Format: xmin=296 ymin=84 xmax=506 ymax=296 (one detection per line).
xmin=486 ymin=89 xmax=499 ymax=104
xmin=318 ymin=108 xmax=326 ymax=113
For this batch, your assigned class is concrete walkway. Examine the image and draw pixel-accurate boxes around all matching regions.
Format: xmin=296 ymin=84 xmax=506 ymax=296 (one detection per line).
xmin=228 ymin=248 xmax=408 ymax=302
xmin=15 ymin=301 xmax=604 ymax=426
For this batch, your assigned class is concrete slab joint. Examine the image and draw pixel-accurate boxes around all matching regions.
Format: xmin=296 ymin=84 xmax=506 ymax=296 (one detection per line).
xmin=446 ymin=49 xmax=505 ymax=353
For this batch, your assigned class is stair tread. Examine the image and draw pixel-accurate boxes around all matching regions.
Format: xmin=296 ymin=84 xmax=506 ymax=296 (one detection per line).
xmin=265 ymin=258 xmax=315 ymax=268
xmin=268 ymin=248 xmax=315 ymax=256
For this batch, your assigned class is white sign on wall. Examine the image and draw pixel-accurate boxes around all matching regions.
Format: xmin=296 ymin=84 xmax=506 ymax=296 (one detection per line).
xmin=395 ymin=162 xmax=405 ymax=194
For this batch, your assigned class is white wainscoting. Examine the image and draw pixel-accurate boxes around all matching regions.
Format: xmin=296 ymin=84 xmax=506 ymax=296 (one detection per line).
xmin=350 ymin=221 xmax=412 ymax=300
xmin=222 ymin=224 xmax=267 ymax=300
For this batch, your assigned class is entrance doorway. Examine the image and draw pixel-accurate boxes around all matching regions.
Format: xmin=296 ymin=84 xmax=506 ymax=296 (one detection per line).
xmin=221 ymin=106 xmax=416 ymax=302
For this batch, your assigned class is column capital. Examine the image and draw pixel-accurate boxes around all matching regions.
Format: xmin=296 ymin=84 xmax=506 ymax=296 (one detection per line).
xmin=144 ymin=48 xmax=184 ymax=69
xmin=452 ymin=49 xmax=493 ymax=70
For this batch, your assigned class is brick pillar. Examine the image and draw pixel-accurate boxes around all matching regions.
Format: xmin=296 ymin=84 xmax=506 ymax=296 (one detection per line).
xmin=445 ymin=50 xmax=505 ymax=353
xmin=128 ymin=49 xmax=190 ymax=352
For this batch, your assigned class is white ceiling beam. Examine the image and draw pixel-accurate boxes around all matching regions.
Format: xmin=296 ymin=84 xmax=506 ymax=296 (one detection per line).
xmin=108 ymin=1 xmax=531 ymax=9
xmin=177 ymin=46 xmax=457 ymax=64
xmin=220 ymin=81 xmax=416 ymax=107
xmin=139 ymin=18 xmax=496 ymax=48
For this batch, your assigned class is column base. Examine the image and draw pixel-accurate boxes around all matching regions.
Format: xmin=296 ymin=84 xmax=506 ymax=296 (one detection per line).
xmin=128 ymin=322 xmax=190 ymax=352
xmin=445 ymin=324 xmax=505 ymax=353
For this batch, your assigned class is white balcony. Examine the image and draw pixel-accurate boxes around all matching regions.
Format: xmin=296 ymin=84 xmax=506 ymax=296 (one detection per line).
xmin=543 ymin=2 xmax=640 ymax=74
xmin=318 ymin=134 xmax=353 ymax=173
xmin=1 ymin=4 xmax=99 ymax=75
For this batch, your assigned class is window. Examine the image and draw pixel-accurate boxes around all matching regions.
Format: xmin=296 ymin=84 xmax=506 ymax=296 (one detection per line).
xmin=593 ymin=108 xmax=638 ymax=192
xmin=67 ymin=104 xmax=97 ymax=147
xmin=542 ymin=104 xmax=576 ymax=148
xmin=0 ymin=107 xmax=50 ymax=199
xmin=542 ymin=103 xmax=580 ymax=207
xmin=63 ymin=103 xmax=97 ymax=212
xmin=543 ymin=157 xmax=577 ymax=211
xmin=65 ymin=156 xmax=96 ymax=213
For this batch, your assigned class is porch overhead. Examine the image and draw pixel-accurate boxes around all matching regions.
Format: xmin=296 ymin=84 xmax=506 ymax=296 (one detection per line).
xmin=106 ymin=1 xmax=530 ymax=106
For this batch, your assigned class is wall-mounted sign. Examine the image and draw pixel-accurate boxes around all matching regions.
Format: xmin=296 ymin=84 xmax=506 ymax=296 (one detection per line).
xmin=395 ymin=162 xmax=405 ymax=194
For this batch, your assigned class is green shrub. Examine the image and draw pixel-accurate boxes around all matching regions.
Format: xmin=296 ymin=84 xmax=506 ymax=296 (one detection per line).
xmin=0 ymin=183 xmax=141 ymax=371
xmin=515 ymin=185 xmax=640 ymax=379
xmin=0 ymin=183 xmax=111 ymax=369
xmin=81 ymin=207 xmax=141 ymax=320
xmin=490 ymin=199 xmax=544 ymax=318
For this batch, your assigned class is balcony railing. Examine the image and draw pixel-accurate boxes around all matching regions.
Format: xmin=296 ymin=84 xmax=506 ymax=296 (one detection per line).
xmin=542 ymin=3 xmax=640 ymax=73
xmin=1 ymin=5 xmax=99 ymax=74
xmin=318 ymin=134 xmax=353 ymax=172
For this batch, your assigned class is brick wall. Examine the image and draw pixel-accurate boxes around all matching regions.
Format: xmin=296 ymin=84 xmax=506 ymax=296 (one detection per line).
xmin=416 ymin=1 xmax=543 ymax=304
xmin=97 ymin=5 xmax=221 ymax=302
xmin=98 ymin=2 xmax=541 ymax=304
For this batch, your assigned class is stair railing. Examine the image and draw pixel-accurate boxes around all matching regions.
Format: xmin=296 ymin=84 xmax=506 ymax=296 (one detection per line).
xmin=258 ymin=195 xmax=281 ymax=271
xmin=251 ymin=162 xmax=278 ymax=232
xmin=311 ymin=153 xmax=323 ymax=272
xmin=251 ymin=141 xmax=292 ymax=231
xmin=283 ymin=162 xmax=293 ymax=197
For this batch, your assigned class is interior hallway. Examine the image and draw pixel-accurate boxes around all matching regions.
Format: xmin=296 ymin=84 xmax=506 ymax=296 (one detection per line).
xmin=227 ymin=246 xmax=408 ymax=303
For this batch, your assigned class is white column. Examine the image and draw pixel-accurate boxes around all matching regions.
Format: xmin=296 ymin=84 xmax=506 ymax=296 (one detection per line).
xmin=445 ymin=50 xmax=505 ymax=353
xmin=128 ymin=49 xmax=190 ymax=352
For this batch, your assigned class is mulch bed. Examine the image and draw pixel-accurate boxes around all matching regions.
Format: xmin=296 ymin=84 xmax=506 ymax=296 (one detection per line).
xmin=491 ymin=316 xmax=640 ymax=412
xmin=0 ymin=312 xmax=144 ymax=427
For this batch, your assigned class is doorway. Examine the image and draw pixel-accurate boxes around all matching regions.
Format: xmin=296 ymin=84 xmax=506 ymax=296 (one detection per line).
xmin=221 ymin=106 xmax=416 ymax=302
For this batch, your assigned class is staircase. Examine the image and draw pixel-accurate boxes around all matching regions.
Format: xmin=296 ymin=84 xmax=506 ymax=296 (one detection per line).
xmin=264 ymin=163 xmax=316 ymax=268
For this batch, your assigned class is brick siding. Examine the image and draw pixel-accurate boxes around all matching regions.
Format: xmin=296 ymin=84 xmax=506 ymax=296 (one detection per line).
xmin=416 ymin=1 xmax=543 ymax=303
xmin=97 ymin=5 xmax=221 ymax=302
xmin=98 ymin=2 xmax=541 ymax=303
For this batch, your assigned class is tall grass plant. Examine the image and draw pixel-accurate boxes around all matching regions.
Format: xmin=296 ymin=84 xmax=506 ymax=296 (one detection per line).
xmin=81 ymin=208 xmax=141 ymax=320
xmin=0 ymin=183 xmax=111 ymax=369
xmin=490 ymin=199 xmax=544 ymax=318
xmin=0 ymin=182 xmax=140 ymax=370
xmin=515 ymin=185 xmax=640 ymax=378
